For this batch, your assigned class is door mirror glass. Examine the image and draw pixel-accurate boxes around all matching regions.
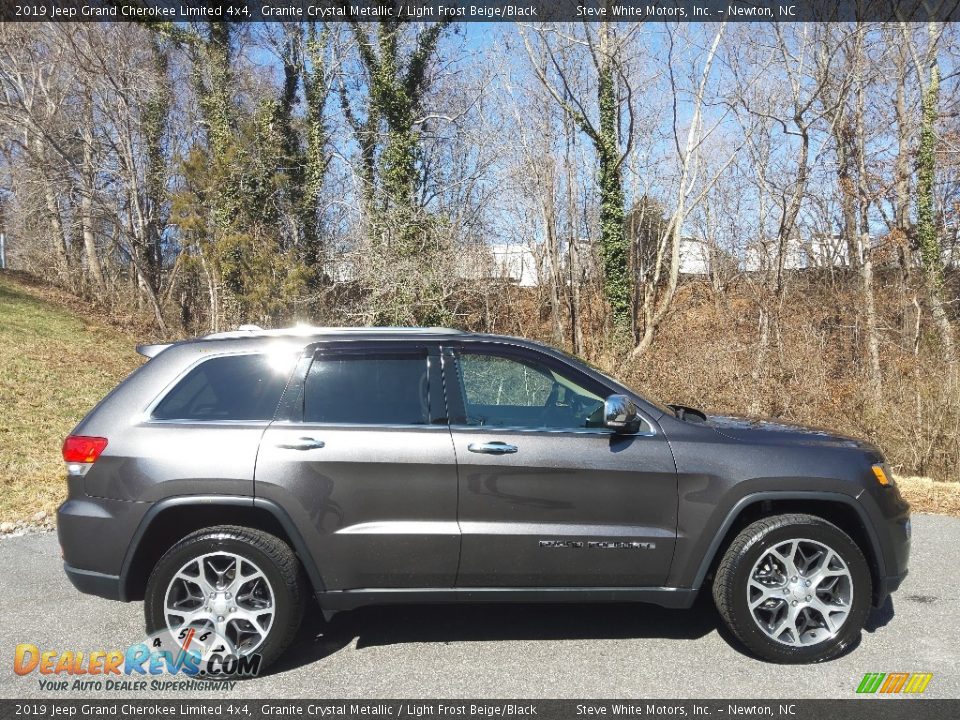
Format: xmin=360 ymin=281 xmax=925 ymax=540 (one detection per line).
xmin=604 ymin=394 xmax=641 ymax=433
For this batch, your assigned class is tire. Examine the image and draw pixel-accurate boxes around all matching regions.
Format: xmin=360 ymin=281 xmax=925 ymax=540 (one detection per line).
xmin=712 ymin=513 xmax=871 ymax=664
xmin=145 ymin=525 xmax=306 ymax=675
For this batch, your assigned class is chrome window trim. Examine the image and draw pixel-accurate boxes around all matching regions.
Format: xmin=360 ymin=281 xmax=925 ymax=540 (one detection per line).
xmin=142 ymin=418 xmax=275 ymax=428
xmin=269 ymin=420 xmax=448 ymax=432
xmin=448 ymin=424 xmax=657 ymax=438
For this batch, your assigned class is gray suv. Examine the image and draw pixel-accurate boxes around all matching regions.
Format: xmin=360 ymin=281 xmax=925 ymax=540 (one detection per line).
xmin=57 ymin=327 xmax=910 ymax=667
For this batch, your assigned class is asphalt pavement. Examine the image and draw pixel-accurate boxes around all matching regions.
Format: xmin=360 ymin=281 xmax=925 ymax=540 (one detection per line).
xmin=0 ymin=514 xmax=956 ymax=699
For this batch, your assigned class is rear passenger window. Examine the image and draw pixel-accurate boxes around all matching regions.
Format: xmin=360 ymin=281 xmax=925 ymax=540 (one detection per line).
xmin=304 ymin=352 xmax=429 ymax=425
xmin=152 ymin=355 xmax=289 ymax=421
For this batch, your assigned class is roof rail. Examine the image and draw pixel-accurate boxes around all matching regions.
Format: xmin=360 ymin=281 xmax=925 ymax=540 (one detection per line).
xmin=202 ymin=325 xmax=466 ymax=340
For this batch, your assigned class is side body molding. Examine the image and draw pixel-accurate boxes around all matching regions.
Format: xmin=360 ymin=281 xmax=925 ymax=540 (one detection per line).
xmin=118 ymin=491 xmax=887 ymax=610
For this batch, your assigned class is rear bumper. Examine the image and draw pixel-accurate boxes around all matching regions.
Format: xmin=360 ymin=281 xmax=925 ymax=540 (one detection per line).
xmin=63 ymin=563 xmax=122 ymax=601
xmin=57 ymin=494 xmax=150 ymax=602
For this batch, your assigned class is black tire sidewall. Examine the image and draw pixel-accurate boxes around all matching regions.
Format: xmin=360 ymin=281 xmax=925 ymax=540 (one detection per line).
xmin=725 ymin=520 xmax=872 ymax=663
xmin=144 ymin=530 xmax=300 ymax=672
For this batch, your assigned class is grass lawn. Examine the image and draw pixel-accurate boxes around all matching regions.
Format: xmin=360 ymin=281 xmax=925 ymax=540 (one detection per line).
xmin=0 ymin=271 xmax=141 ymax=525
xmin=894 ymin=476 xmax=960 ymax=516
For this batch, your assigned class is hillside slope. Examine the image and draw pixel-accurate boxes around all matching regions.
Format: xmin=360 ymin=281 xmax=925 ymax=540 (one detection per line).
xmin=0 ymin=271 xmax=141 ymax=525
xmin=0 ymin=269 xmax=956 ymax=527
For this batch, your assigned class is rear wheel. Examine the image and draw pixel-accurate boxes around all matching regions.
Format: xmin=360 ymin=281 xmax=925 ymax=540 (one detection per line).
xmin=145 ymin=525 xmax=306 ymax=674
xmin=712 ymin=513 xmax=871 ymax=663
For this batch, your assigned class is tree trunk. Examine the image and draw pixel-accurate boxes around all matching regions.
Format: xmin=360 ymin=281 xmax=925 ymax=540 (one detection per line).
xmin=835 ymin=126 xmax=859 ymax=270
xmin=892 ymin=34 xmax=915 ymax=345
xmin=852 ymin=25 xmax=882 ymax=406
xmin=199 ymin=249 xmax=219 ymax=333
xmin=562 ymin=86 xmax=583 ymax=355
xmin=748 ymin=306 xmax=770 ymax=416
xmin=543 ymin=195 xmax=565 ymax=347
xmin=859 ymin=234 xmax=884 ymax=406
xmin=628 ymin=22 xmax=725 ymax=360
xmin=596 ymin=19 xmax=631 ymax=342
xmin=80 ymin=100 xmax=106 ymax=293
xmin=144 ymin=33 xmax=172 ymax=290
xmin=776 ymin=125 xmax=809 ymax=299
xmin=301 ymin=23 xmax=331 ymax=274
xmin=893 ymin=41 xmax=911 ymax=245
xmin=41 ymin=177 xmax=69 ymax=280
xmin=916 ymin=23 xmax=955 ymax=362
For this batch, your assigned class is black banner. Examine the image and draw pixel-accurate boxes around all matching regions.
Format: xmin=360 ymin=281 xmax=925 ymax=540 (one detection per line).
xmin=3 ymin=0 xmax=960 ymax=24
xmin=0 ymin=701 xmax=958 ymax=720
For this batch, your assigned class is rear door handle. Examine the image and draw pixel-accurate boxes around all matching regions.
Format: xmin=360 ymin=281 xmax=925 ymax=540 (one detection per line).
xmin=467 ymin=441 xmax=518 ymax=455
xmin=275 ymin=437 xmax=325 ymax=450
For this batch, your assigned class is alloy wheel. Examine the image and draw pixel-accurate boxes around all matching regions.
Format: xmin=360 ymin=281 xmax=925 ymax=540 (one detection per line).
xmin=164 ymin=551 xmax=275 ymax=655
xmin=746 ymin=538 xmax=853 ymax=646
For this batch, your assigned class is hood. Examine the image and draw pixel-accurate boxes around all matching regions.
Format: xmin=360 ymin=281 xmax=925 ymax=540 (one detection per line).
xmin=704 ymin=413 xmax=879 ymax=453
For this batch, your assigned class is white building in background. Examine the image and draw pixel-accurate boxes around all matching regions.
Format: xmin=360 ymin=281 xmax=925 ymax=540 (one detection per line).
xmin=458 ymin=242 xmax=566 ymax=287
xmin=324 ymin=233 xmax=872 ymax=290
xmin=678 ymin=237 xmax=712 ymax=275
xmin=745 ymin=234 xmax=853 ymax=273
xmin=489 ymin=244 xmax=539 ymax=287
xmin=805 ymin=234 xmax=851 ymax=268
xmin=466 ymin=237 xmax=719 ymax=284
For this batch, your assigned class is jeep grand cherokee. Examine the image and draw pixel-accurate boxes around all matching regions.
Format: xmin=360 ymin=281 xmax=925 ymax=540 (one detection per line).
xmin=57 ymin=327 xmax=911 ymax=667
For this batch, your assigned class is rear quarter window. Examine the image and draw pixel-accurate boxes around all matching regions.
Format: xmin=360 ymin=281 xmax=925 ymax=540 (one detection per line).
xmin=152 ymin=354 xmax=289 ymax=421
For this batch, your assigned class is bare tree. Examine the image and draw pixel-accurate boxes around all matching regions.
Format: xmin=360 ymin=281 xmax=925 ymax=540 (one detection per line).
xmin=628 ymin=22 xmax=729 ymax=359
xmin=520 ymin=15 xmax=637 ymax=342
xmin=901 ymin=20 xmax=956 ymax=363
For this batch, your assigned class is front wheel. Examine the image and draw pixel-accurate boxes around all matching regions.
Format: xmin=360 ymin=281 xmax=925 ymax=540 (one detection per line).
xmin=144 ymin=525 xmax=306 ymax=674
xmin=712 ymin=513 xmax=872 ymax=663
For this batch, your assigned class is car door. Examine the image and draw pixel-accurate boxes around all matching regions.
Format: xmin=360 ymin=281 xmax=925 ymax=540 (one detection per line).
xmin=255 ymin=342 xmax=460 ymax=590
xmin=444 ymin=342 xmax=678 ymax=588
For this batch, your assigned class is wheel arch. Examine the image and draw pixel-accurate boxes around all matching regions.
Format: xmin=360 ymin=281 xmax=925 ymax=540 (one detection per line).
xmin=119 ymin=496 xmax=324 ymax=601
xmin=693 ymin=491 xmax=886 ymax=604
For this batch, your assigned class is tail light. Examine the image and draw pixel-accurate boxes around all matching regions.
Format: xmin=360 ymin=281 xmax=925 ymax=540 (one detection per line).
xmin=62 ymin=436 xmax=108 ymax=476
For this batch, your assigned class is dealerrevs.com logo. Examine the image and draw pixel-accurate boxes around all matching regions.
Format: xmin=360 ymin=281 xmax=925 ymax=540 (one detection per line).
xmin=13 ymin=629 xmax=260 ymax=692
xmin=856 ymin=672 xmax=934 ymax=694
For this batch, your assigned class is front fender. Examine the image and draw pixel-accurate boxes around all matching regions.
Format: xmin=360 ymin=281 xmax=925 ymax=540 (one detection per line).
xmin=667 ymin=484 xmax=884 ymax=591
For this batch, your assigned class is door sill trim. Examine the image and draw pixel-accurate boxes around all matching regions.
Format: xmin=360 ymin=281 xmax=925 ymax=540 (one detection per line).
xmin=317 ymin=586 xmax=697 ymax=611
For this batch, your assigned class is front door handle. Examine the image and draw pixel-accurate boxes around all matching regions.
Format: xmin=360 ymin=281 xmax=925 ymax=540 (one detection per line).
xmin=275 ymin=437 xmax=325 ymax=450
xmin=467 ymin=441 xmax=518 ymax=455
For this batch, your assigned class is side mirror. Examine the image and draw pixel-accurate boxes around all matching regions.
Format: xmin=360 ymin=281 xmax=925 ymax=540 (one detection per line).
xmin=604 ymin=394 xmax=641 ymax=433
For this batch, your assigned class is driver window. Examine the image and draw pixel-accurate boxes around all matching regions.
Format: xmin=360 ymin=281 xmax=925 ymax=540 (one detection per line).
xmin=452 ymin=351 xmax=606 ymax=431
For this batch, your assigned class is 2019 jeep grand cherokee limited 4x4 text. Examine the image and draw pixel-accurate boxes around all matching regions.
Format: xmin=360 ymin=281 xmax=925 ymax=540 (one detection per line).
xmin=57 ymin=327 xmax=910 ymax=667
